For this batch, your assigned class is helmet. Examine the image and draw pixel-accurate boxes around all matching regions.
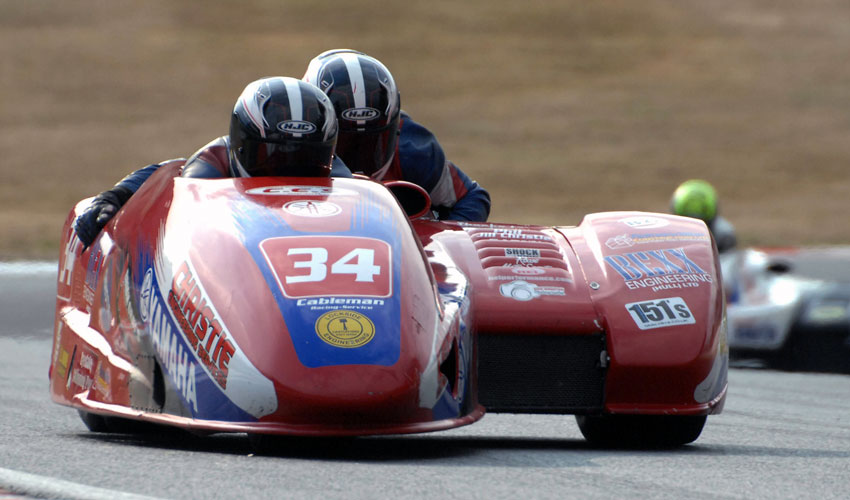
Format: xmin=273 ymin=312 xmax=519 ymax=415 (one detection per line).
xmin=304 ymin=49 xmax=401 ymax=179
xmin=229 ymin=77 xmax=338 ymax=178
xmin=670 ymin=179 xmax=719 ymax=222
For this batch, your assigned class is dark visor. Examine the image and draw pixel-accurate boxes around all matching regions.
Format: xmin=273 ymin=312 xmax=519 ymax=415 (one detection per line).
xmin=335 ymin=124 xmax=398 ymax=176
xmin=240 ymin=139 xmax=334 ymax=177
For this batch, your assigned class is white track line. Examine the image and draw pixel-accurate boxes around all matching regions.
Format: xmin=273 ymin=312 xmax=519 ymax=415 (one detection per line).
xmin=0 ymin=261 xmax=57 ymax=275
xmin=0 ymin=467 xmax=164 ymax=500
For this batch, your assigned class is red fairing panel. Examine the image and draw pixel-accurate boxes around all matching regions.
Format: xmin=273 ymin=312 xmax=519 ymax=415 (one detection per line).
xmin=418 ymin=213 xmax=727 ymax=415
xmin=415 ymin=222 xmax=600 ymax=335
xmin=562 ymin=212 xmax=727 ymax=414
xmin=50 ymin=163 xmax=483 ymax=436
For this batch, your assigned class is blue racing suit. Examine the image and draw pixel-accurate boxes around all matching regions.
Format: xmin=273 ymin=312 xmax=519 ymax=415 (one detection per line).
xmin=382 ymin=112 xmax=490 ymax=222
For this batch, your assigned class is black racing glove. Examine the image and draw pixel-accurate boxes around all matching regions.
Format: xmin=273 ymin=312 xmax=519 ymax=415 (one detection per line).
xmin=73 ymin=186 xmax=133 ymax=248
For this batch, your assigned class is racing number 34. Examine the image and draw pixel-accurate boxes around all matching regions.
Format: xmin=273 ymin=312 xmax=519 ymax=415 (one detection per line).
xmin=286 ymin=247 xmax=380 ymax=283
xmin=625 ymin=297 xmax=695 ymax=330
xmin=261 ymin=236 xmax=392 ymax=298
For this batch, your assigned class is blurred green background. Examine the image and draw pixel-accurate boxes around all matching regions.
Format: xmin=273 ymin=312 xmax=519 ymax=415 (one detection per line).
xmin=2 ymin=0 xmax=849 ymax=259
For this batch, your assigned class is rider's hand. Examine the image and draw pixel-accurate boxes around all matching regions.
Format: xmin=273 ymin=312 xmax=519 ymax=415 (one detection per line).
xmin=72 ymin=186 xmax=132 ymax=248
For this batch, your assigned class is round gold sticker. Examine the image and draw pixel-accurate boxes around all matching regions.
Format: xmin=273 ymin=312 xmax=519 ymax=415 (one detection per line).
xmin=315 ymin=310 xmax=376 ymax=348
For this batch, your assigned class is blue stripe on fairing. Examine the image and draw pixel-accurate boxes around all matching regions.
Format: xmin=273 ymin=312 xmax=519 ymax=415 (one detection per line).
xmin=135 ymin=262 xmax=256 ymax=422
xmin=432 ymin=293 xmax=473 ymax=421
xmin=233 ymin=191 xmax=402 ymax=368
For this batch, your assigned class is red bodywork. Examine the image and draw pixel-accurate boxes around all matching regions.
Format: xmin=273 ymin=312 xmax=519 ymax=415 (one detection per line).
xmin=419 ymin=216 xmax=727 ymax=416
xmin=50 ymin=162 xmax=726 ymax=438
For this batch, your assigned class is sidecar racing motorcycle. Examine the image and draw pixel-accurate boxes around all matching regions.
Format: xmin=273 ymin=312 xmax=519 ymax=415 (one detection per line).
xmin=50 ymin=161 xmax=727 ymax=447
xmin=723 ymin=246 xmax=850 ymax=373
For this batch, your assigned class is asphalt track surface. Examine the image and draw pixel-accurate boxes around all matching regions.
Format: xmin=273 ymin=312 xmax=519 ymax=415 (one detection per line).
xmin=2 ymin=264 xmax=849 ymax=500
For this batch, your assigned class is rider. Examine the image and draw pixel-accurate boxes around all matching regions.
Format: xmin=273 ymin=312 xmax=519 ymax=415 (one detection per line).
xmin=74 ymin=77 xmax=342 ymax=247
xmin=303 ymin=49 xmax=491 ymax=222
xmin=670 ymin=179 xmax=737 ymax=253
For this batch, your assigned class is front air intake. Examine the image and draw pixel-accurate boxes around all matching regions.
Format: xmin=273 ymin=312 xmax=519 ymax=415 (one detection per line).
xmin=477 ymin=333 xmax=606 ymax=413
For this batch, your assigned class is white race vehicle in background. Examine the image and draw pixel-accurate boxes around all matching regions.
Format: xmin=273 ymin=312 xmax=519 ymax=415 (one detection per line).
xmin=723 ymin=246 xmax=850 ymax=373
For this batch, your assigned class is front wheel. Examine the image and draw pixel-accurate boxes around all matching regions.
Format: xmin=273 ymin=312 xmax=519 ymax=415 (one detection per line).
xmin=576 ymin=414 xmax=707 ymax=448
xmin=78 ymin=410 xmax=109 ymax=432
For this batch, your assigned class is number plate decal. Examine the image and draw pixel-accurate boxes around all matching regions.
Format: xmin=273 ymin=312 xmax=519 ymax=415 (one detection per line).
xmin=261 ymin=236 xmax=392 ymax=298
xmin=625 ymin=297 xmax=695 ymax=330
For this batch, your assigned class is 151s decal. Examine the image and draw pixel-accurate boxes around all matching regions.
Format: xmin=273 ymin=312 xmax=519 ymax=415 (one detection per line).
xmin=261 ymin=236 xmax=392 ymax=298
xmin=625 ymin=297 xmax=695 ymax=330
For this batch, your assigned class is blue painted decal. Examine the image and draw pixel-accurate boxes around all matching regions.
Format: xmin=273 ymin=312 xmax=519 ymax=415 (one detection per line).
xmin=138 ymin=266 xmax=256 ymax=422
xmin=233 ymin=191 xmax=403 ymax=368
xmin=604 ymin=247 xmax=710 ymax=283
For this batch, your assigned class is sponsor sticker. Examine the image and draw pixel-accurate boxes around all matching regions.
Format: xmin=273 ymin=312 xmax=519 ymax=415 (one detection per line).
xmin=505 ymin=248 xmax=542 ymax=258
xmin=476 ymin=229 xmax=554 ymax=242
xmin=499 ymin=280 xmax=565 ymax=301
xmin=296 ymin=296 xmax=386 ymax=311
xmin=56 ymin=347 xmax=70 ymax=380
xmin=245 ymin=186 xmax=357 ymax=196
xmin=606 ymin=234 xmax=636 ymax=249
xmin=170 ymin=261 xmax=236 ymax=390
xmin=84 ymin=248 xmax=105 ymax=305
xmin=58 ymin=229 xmax=81 ymax=300
xmin=282 ymin=200 xmax=342 ymax=217
xmin=508 ymin=266 xmax=546 ymax=276
xmin=70 ymin=348 xmax=97 ymax=390
xmin=315 ymin=310 xmax=376 ymax=348
xmin=457 ymin=222 xmax=521 ymax=229
xmin=604 ymin=247 xmax=712 ymax=292
xmin=619 ymin=216 xmax=670 ymax=229
xmin=606 ymin=232 xmax=710 ymax=249
xmin=625 ymin=297 xmax=695 ymax=330
xmin=514 ymin=257 xmax=541 ymax=265
xmin=94 ymin=362 xmax=111 ymax=399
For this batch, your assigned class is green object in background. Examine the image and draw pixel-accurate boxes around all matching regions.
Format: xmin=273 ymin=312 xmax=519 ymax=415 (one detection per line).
xmin=671 ymin=179 xmax=718 ymax=222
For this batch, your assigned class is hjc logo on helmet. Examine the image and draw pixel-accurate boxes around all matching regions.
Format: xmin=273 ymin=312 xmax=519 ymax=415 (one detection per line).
xmin=277 ymin=121 xmax=317 ymax=134
xmin=341 ymin=108 xmax=380 ymax=121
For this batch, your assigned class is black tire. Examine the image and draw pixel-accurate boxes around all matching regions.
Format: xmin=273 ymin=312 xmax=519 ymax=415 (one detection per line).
xmin=576 ymin=414 xmax=707 ymax=448
xmin=77 ymin=410 xmax=109 ymax=432
xmin=77 ymin=409 xmax=162 ymax=434
xmin=102 ymin=416 xmax=162 ymax=434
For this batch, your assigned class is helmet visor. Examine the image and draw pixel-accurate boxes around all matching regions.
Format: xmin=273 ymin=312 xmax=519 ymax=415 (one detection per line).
xmin=335 ymin=123 xmax=399 ymax=177
xmin=237 ymin=138 xmax=334 ymax=177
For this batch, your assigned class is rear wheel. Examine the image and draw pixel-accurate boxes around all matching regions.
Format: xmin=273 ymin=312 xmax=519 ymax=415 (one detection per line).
xmin=576 ymin=414 xmax=707 ymax=448
xmin=77 ymin=410 xmax=162 ymax=434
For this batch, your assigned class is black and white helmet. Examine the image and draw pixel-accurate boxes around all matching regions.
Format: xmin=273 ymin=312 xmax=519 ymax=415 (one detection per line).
xmin=229 ymin=77 xmax=338 ymax=178
xmin=304 ymin=50 xmax=401 ymax=179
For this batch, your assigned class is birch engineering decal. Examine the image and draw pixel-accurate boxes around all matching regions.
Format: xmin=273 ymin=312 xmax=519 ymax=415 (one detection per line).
xmin=604 ymin=247 xmax=712 ymax=292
